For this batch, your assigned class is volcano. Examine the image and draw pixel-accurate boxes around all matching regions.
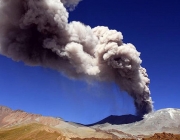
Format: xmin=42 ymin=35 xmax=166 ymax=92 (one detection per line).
xmin=86 ymin=114 xmax=143 ymax=126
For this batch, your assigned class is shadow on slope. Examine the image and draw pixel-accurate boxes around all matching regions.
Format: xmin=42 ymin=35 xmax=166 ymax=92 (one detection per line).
xmin=86 ymin=114 xmax=143 ymax=126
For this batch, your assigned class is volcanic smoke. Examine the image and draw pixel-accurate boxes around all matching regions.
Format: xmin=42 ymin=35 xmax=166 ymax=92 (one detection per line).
xmin=0 ymin=0 xmax=153 ymax=116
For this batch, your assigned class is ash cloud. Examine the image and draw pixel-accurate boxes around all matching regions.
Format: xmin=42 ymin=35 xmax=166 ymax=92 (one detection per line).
xmin=0 ymin=0 xmax=153 ymax=116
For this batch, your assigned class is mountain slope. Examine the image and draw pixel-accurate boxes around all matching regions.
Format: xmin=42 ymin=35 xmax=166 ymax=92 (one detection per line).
xmin=0 ymin=123 xmax=64 ymax=140
xmin=86 ymin=115 xmax=142 ymax=126
xmin=92 ymin=108 xmax=180 ymax=136
xmin=0 ymin=106 xmax=114 ymax=139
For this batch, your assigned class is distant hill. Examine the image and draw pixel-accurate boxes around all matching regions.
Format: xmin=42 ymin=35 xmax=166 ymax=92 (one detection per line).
xmin=86 ymin=114 xmax=142 ymax=126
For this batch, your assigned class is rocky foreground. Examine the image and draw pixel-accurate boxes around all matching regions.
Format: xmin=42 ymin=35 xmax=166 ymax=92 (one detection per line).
xmin=0 ymin=106 xmax=180 ymax=140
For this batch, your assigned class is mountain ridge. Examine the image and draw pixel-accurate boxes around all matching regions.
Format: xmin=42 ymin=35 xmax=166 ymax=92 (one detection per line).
xmin=86 ymin=114 xmax=142 ymax=126
xmin=1 ymin=105 xmax=180 ymax=139
xmin=92 ymin=108 xmax=180 ymax=136
xmin=0 ymin=105 xmax=115 ymax=139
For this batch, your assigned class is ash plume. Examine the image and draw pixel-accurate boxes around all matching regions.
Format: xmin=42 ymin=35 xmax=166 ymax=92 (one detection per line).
xmin=0 ymin=0 xmax=153 ymax=116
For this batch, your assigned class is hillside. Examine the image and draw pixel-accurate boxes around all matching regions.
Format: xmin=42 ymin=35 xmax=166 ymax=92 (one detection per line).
xmin=0 ymin=106 xmax=114 ymax=139
xmin=0 ymin=123 xmax=64 ymax=140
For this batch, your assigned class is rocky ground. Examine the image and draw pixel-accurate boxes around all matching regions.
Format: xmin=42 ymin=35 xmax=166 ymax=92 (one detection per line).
xmin=142 ymin=132 xmax=180 ymax=140
xmin=70 ymin=132 xmax=180 ymax=140
xmin=72 ymin=133 xmax=180 ymax=140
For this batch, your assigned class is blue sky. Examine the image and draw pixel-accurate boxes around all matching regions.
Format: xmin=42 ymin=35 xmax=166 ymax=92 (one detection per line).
xmin=0 ymin=0 xmax=180 ymax=124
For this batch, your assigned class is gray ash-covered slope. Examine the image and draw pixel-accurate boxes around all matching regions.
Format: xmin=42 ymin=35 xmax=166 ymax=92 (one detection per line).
xmin=86 ymin=114 xmax=143 ymax=126
xmin=92 ymin=108 xmax=180 ymax=136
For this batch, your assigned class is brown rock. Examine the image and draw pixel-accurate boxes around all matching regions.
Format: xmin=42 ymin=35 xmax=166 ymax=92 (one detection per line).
xmin=142 ymin=132 xmax=180 ymax=140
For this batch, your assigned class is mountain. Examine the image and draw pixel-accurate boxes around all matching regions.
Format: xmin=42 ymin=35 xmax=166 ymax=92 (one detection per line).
xmin=1 ymin=106 xmax=180 ymax=140
xmin=86 ymin=114 xmax=142 ymax=126
xmin=92 ymin=108 xmax=180 ymax=136
xmin=0 ymin=106 xmax=115 ymax=139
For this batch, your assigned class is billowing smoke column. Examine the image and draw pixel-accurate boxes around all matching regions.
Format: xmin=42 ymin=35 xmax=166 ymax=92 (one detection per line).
xmin=0 ymin=0 xmax=153 ymax=116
